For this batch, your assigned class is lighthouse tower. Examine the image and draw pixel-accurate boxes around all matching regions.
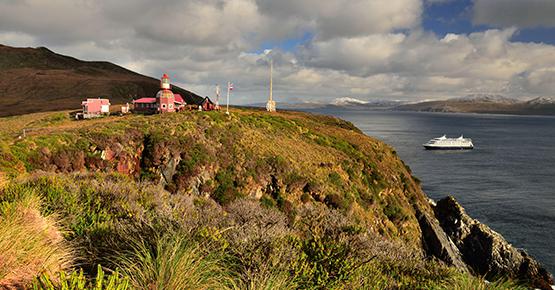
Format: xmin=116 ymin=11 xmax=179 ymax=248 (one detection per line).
xmin=157 ymin=73 xmax=176 ymax=113
xmin=266 ymin=59 xmax=276 ymax=112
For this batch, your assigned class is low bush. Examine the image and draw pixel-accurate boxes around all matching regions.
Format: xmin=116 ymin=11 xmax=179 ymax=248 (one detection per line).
xmin=212 ymin=168 xmax=243 ymax=205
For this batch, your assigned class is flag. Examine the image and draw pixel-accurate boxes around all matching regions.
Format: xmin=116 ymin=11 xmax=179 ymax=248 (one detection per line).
xmin=228 ymin=82 xmax=234 ymax=91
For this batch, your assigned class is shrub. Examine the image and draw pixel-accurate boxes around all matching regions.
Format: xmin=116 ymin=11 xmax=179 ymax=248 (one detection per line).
xmin=383 ymin=197 xmax=407 ymax=223
xmin=328 ymin=172 xmax=343 ymax=188
xmin=291 ymin=206 xmax=369 ymax=289
xmin=324 ymin=193 xmax=347 ymax=210
xmin=224 ymin=200 xmax=293 ymax=278
xmin=212 ymin=168 xmax=242 ymax=205
xmin=300 ymin=192 xmax=311 ymax=203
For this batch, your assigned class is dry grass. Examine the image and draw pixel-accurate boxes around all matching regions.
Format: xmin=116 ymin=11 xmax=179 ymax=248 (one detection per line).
xmin=0 ymin=193 xmax=73 ymax=288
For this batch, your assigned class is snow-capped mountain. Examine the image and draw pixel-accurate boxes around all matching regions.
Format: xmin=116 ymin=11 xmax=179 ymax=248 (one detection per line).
xmin=396 ymin=94 xmax=555 ymax=115
xmin=451 ymin=94 xmax=519 ymax=104
xmin=526 ymin=96 xmax=555 ymax=105
xmin=332 ymin=97 xmax=369 ymax=106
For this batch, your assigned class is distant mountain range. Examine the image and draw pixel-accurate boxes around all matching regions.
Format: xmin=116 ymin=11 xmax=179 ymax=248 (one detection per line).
xmin=267 ymin=94 xmax=555 ymax=116
xmin=0 ymin=44 xmax=203 ymax=117
xmin=270 ymin=97 xmax=406 ymax=110
xmin=395 ymin=94 xmax=555 ymax=115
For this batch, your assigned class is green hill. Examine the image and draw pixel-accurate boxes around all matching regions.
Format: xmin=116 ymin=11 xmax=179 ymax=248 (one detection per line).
xmin=0 ymin=108 xmax=550 ymax=289
xmin=0 ymin=44 xmax=203 ymax=117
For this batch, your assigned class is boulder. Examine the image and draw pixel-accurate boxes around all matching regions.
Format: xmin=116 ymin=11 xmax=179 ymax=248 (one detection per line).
xmin=435 ymin=196 xmax=554 ymax=289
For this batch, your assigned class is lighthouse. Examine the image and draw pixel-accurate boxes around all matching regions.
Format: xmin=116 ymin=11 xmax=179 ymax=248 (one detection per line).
xmin=157 ymin=73 xmax=176 ymax=113
xmin=266 ymin=59 xmax=277 ymax=112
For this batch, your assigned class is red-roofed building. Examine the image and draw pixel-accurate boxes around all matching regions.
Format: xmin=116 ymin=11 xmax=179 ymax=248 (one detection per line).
xmin=173 ymin=94 xmax=185 ymax=110
xmin=132 ymin=74 xmax=186 ymax=114
xmin=201 ymin=97 xmax=216 ymax=111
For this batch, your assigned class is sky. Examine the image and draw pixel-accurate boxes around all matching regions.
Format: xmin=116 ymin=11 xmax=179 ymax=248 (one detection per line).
xmin=1 ymin=0 xmax=555 ymax=104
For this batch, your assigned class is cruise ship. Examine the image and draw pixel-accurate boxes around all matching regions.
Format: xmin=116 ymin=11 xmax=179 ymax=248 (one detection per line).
xmin=423 ymin=135 xmax=474 ymax=150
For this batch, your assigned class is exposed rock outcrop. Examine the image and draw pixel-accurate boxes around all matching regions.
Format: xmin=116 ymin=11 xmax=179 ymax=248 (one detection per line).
xmin=434 ymin=196 xmax=554 ymax=289
xmin=415 ymin=205 xmax=470 ymax=272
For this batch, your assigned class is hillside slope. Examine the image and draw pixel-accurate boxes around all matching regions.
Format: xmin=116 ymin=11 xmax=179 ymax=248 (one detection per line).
xmin=0 ymin=44 xmax=203 ymax=117
xmin=0 ymin=108 xmax=552 ymax=288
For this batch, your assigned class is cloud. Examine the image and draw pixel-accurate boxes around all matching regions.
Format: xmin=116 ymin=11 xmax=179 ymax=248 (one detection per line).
xmin=473 ymin=0 xmax=555 ymax=28
xmin=1 ymin=0 xmax=555 ymax=103
xmin=295 ymin=28 xmax=555 ymax=98
xmin=256 ymin=0 xmax=422 ymax=40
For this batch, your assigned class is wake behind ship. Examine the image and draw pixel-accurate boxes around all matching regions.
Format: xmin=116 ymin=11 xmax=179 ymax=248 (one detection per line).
xmin=423 ymin=135 xmax=474 ymax=150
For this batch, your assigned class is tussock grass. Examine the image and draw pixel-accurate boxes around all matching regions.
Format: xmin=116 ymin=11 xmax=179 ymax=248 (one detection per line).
xmin=234 ymin=270 xmax=297 ymax=290
xmin=0 ymin=192 xmax=73 ymax=288
xmin=446 ymin=273 xmax=527 ymax=290
xmin=119 ymin=233 xmax=234 ymax=290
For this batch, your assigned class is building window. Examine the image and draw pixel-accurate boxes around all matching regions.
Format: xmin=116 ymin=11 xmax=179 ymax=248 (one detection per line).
xmin=169 ymin=104 xmax=173 ymax=109
xmin=162 ymin=104 xmax=167 ymax=109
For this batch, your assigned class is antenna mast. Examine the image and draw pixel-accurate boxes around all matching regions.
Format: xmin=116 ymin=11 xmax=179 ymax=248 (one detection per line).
xmin=266 ymin=58 xmax=276 ymax=112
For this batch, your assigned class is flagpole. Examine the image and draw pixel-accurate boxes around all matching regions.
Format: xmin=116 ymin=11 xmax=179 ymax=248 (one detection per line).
xmin=226 ymin=81 xmax=230 ymax=115
xmin=216 ymin=84 xmax=220 ymax=110
xmin=269 ymin=59 xmax=273 ymax=102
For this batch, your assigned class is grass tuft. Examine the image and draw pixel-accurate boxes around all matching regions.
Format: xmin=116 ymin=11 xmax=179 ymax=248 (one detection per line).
xmin=119 ymin=233 xmax=234 ymax=290
xmin=0 ymin=192 xmax=73 ymax=288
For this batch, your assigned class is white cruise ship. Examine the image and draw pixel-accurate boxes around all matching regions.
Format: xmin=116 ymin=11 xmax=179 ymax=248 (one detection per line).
xmin=423 ymin=135 xmax=474 ymax=150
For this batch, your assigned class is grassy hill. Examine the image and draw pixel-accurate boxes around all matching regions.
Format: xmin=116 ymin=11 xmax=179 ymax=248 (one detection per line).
xmin=0 ymin=44 xmax=203 ymax=117
xmin=0 ymin=108 xmax=538 ymax=289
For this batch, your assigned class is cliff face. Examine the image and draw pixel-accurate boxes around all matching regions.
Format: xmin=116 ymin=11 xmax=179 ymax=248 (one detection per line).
xmin=435 ymin=196 xmax=554 ymax=289
xmin=0 ymin=108 xmax=552 ymax=288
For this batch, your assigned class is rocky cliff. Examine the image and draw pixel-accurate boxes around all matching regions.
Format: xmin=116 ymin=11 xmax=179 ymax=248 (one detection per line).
xmin=435 ymin=196 xmax=553 ymax=289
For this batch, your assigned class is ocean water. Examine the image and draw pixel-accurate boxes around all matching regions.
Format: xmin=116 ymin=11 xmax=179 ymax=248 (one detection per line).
xmin=308 ymin=108 xmax=555 ymax=274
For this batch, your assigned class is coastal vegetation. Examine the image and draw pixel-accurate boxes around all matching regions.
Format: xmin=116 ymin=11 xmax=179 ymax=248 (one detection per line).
xmin=0 ymin=108 xmax=542 ymax=289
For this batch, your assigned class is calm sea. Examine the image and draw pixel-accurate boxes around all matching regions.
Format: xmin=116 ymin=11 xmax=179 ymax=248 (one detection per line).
xmin=308 ymin=108 xmax=555 ymax=274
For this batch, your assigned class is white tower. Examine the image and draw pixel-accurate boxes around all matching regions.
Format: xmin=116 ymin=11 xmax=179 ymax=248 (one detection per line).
xmin=215 ymin=84 xmax=221 ymax=110
xmin=266 ymin=59 xmax=276 ymax=112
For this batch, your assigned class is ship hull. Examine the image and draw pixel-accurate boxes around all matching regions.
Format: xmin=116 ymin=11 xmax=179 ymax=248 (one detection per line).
xmin=423 ymin=145 xmax=473 ymax=150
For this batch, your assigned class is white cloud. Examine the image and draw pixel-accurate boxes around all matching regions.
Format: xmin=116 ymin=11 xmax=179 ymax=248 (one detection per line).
xmin=1 ymin=0 xmax=555 ymax=103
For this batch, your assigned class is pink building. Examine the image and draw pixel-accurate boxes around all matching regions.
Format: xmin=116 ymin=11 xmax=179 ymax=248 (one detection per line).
xmin=133 ymin=74 xmax=185 ymax=114
xmin=78 ymin=98 xmax=110 ymax=119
